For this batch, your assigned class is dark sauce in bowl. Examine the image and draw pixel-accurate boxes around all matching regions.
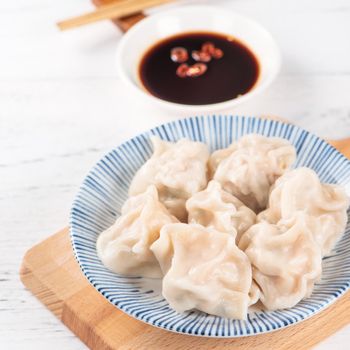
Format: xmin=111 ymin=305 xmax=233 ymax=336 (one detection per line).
xmin=139 ymin=32 xmax=260 ymax=105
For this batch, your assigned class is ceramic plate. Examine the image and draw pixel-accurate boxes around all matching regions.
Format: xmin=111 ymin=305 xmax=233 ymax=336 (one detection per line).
xmin=70 ymin=115 xmax=350 ymax=337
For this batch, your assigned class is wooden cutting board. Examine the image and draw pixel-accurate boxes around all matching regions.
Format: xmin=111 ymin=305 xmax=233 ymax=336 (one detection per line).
xmin=20 ymin=136 xmax=350 ymax=350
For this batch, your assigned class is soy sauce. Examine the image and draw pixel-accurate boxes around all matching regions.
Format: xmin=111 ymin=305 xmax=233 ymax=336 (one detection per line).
xmin=139 ymin=32 xmax=259 ymax=105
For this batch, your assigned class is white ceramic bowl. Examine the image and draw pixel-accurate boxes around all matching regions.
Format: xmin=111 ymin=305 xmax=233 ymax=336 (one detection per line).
xmin=116 ymin=5 xmax=281 ymax=112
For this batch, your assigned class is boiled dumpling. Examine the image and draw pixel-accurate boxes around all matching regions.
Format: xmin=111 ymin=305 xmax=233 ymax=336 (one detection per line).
xmin=96 ymin=185 xmax=178 ymax=278
xmin=239 ymin=213 xmax=322 ymax=310
xmin=186 ymin=180 xmax=256 ymax=242
xmin=151 ymin=223 xmax=252 ymax=319
xmin=210 ymin=134 xmax=296 ymax=212
xmin=129 ymin=136 xmax=210 ymax=221
xmin=259 ymin=167 xmax=349 ymax=255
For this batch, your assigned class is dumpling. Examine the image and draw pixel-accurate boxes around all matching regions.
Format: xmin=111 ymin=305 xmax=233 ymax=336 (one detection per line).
xmin=239 ymin=214 xmax=322 ymax=310
xmin=209 ymin=134 xmax=296 ymax=212
xmin=151 ymin=223 xmax=252 ymax=319
xmin=186 ymin=180 xmax=256 ymax=242
xmin=258 ymin=167 xmax=349 ymax=255
xmin=129 ymin=136 xmax=210 ymax=221
xmin=96 ymin=185 xmax=178 ymax=278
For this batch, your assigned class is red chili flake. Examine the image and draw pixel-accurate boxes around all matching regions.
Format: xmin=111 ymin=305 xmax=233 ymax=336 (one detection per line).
xmin=191 ymin=50 xmax=212 ymax=62
xmin=186 ymin=63 xmax=207 ymax=77
xmin=212 ymin=48 xmax=224 ymax=59
xmin=171 ymin=47 xmax=189 ymax=63
xmin=176 ymin=63 xmax=189 ymax=78
xmin=201 ymin=42 xmax=216 ymax=55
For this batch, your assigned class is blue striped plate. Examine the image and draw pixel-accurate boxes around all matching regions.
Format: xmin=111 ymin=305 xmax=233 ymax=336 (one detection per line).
xmin=70 ymin=115 xmax=350 ymax=337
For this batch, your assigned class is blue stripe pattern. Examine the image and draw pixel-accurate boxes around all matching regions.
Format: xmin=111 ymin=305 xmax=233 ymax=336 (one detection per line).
xmin=70 ymin=115 xmax=350 ymax=337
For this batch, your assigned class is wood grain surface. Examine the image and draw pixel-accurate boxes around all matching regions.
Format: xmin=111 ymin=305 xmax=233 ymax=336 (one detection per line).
xmin=19 ymin=139 xmax=350 ymax=350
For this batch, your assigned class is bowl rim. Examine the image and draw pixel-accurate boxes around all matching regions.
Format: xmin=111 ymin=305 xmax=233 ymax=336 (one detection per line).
xmin=70 ymin=115 xmax=350 ymax=338
xmin=115 ymin=5 xmax=282 ymax=111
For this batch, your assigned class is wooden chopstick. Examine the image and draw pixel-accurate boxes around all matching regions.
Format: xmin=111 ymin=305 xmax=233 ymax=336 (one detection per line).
xmin=57 ymin=0 xmax=174 ymax=31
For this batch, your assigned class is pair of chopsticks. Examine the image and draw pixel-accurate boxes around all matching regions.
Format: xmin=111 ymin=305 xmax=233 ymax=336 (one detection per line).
xmin=57 ymin=0 xmax=174 ymax=31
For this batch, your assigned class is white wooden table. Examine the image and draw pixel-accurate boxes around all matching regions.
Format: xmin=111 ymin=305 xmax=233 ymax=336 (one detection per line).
xmin=1 ymin=0 xmax=350 ymax=349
